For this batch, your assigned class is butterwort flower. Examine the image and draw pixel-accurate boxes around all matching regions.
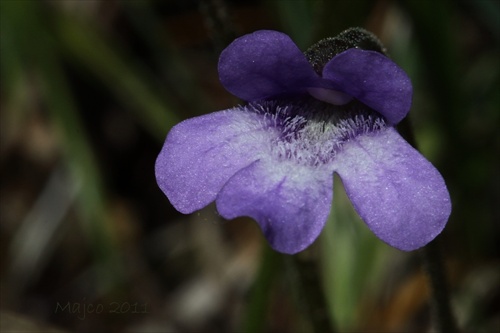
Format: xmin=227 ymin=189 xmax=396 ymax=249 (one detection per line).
xmin=155 ymin=28 xmax=451 ymax=254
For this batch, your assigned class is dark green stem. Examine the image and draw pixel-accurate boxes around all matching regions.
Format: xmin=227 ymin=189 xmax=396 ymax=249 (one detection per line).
xmin=398 ymin=118 xmax=458 ymax=332
xmin=243 ymin=246 xmax=336 ymax=333
xmin=288 ymin=251 xmax=336 ymax=333
xmin=242 ymin=246 xmax=281 ymax=333
xmin=420 ymin=239 xmax=459 ymax=333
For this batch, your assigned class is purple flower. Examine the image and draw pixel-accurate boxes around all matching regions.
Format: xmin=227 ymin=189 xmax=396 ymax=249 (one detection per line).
xmin=155 ymin=29 xmax=451 ymax=254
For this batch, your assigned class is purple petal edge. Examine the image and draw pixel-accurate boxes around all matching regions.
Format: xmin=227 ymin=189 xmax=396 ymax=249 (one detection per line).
xmin=334 ymin=127 xmax=451 ymax=251
xmin=216 ymin=159 xmax=333 ymax=254
xmin=155 ymin=108 xmax=270 ymax=213
xmin=322 ymin=49 xmax=413 ymax=124
xmin=218 ymin=30 xmax=320 ymax=101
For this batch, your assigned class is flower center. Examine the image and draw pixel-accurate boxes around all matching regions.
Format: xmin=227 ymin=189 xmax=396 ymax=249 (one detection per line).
xmin=248 ymin=97 xmax=387 ymax=167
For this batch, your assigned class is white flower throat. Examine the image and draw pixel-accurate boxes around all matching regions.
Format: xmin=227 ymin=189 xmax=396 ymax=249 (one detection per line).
xmin=247 ymin=97 xmax=387 ymax=167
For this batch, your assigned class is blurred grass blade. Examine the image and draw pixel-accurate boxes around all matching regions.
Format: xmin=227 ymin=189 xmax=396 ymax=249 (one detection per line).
xmin=266 ymin=0 xmax=315 ymax=48
xmin=242 ymin=245 xmax=282 ymax=333
xmin=7 ymin=166 xmax=79 ymax=301
xmin=2 ymin=1 xmax=123 ymax=291
xmin=401 ymin=0 xmax=462 ymax=134
xmin=54 ymin=10 xmax=180 ymax=140
xmin=321 ymin=176 xmax=388 ymax=331
xmin=0 ymin=24 xmax=32 ymax=151
xmin=461 ymin=0 xmax=500 ymax=41
xmin=122 ymin=0 xmax=212 ymax=114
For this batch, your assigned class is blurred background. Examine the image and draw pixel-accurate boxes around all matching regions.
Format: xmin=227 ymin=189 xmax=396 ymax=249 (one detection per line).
xmin=1 ymin=0 xmax=499 ymax=332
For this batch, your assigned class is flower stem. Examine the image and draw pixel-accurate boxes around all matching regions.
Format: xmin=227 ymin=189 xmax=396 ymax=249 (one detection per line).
xmin=420 ymin=239 xmax=459 ymax=333
xmin=288 ymin=251 xmax=336 ymax=333
xmin=242 ymin=246 xmax=281 ymax=333
xmin=398 ymin=118 xmax=458 ymax=332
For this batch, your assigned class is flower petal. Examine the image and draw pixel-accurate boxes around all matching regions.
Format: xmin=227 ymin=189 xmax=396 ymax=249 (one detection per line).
xmin=322 ymin=49 xmax=412 ymax=124
xmin=155 ymin=108 xmax=271 ymax=213
xmin=216 ymin=159 xmax=333 ymax=254
xmin=218 ymin=30 xmax=319 ymax=101
xmin=334 ymin=127 xmax=451 ymax=251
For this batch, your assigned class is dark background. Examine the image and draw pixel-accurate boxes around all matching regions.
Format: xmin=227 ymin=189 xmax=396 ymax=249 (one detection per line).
xmin=1 ymin=0 xmax=499 ymax=332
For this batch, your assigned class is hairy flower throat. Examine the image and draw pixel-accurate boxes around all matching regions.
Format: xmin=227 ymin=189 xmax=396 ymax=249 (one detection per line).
xmin=246 ymin=98 xmax=387 ymax=167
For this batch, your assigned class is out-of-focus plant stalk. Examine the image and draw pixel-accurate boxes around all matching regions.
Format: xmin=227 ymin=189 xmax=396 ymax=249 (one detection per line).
xmin=2 ymin=1 xmax=124 ymax=292
xmin=421 ymin=239 xmax=459 ymax=333
xmin=242 ymin=246 xmax=281 ymax=333
xmin=399 ymin=116 xmax=458 ymax=333
xmin=289 ymin=251 xmax=336 ymax=333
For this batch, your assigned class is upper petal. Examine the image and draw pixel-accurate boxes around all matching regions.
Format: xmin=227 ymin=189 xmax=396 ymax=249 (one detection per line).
xmin=216 ymin=159 xmax=333 ymax=254
xmin=218 ymin=30 xmax=320 ymax=101
xmin=322 ymin=49 xmax=412 ymax=124
xmin=333 ymin=127 xmax=451 ymax=251
xmin=155 ymin=108 xmax=271 ymax=213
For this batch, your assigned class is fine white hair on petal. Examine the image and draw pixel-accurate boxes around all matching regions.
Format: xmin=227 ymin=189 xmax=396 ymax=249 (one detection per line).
xmin=243 ymin=98 xmax=387 ymax=168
